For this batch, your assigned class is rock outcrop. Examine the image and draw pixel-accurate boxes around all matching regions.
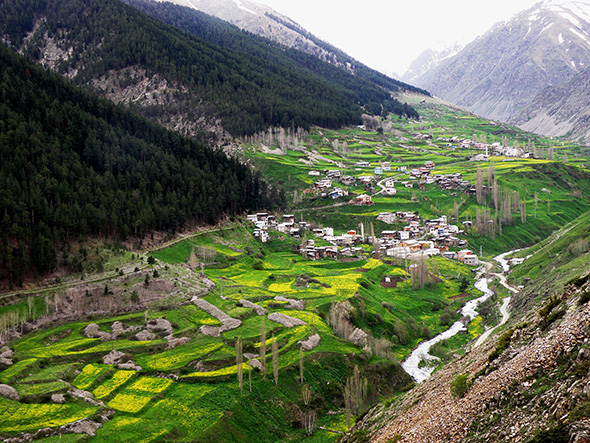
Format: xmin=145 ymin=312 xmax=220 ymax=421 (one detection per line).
xmin=0 ymin=384 xmax=19 ymax=401
xmin=267 ymin=312 xmax=306 ymax=328
xmin=239 ymin=300 xmax=268 ymax=316
xmin=192 ymin=296 xmax=241 ymax=337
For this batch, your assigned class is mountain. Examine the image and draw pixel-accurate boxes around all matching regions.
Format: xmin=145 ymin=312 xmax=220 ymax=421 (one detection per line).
xmin=408 ymin=0 xmax=590 ymax=122
xmin=401 ymin=42 xmax=465 ymax=85
xmin=153 ymin=0 xmax=335 ymax=61
xmin=510 ymin=67 xmax=590 ymax=145
xmin=0 ymin=0 xmax=421 ymax=140
xmin=0 ymin=42 xmax=274 ymax=284
xmin=149 ymin=0 xmax=428 ymax=96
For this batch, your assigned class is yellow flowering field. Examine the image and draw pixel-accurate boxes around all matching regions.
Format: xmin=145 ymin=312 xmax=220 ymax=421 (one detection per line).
xmin=362 ymin=258 xmax=383 ymax=270
xmin=147 ymin=399 xmax=223 ymax=435
xmin=107 ymin=392 xmax=153 ymax=413
xmin=468 ymin=316 xmax=483 ymax=339
xmin=0 ymin=398 xmax=99 ymax=433
xmin=181 ymin=362 xmax=249 ymax=379
xmin=93 ymin=370 xmax=136 ymax=399
xmin=138 ymin=341 xmax=222 ymax=371
xmin=26 ymin=338 xmax=99 ymax=358
xmin=315 ymin=274 xmax=361 ymax=295
xmin=267 ymin=280 xmax=296 ymax=293
xmin=73 ymin=363 xmax=111 ymax=390
xmin=127 ymin=376 xmax=172 ymax=394
xmin=0 ymin=358 xmax=37 ymax=383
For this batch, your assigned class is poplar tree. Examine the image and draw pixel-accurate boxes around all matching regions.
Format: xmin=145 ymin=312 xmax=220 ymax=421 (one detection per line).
xmin=236 ymin=337 xmax=243 ymax=392
xmin=260 ymin=320 xmax=267 ymax=381
xmin=272 ymin=334 xmax=279 ymax=385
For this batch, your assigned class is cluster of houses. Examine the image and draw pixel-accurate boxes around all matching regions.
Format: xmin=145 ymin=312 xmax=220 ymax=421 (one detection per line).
xmin=431 ymin=137 xmax=534 ymax=161
xmin=371 ymin=214 xmax=473 ymax=262
xmin=247 ymin=211 xmax=480 ymax=266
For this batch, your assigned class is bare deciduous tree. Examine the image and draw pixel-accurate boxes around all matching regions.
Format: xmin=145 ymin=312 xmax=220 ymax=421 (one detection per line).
xmin=236 ymin=337 xmax=243 ymax=392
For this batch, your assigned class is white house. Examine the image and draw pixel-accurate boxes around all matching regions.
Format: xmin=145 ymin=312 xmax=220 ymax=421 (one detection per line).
xmin=399 ymin=231 xmax=410 ymax=240
xmin=464 ymin=255 xmax=479 ymax=266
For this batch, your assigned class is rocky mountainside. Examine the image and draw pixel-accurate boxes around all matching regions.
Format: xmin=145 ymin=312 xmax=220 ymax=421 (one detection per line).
xmin=345 ymin=288 xmax=590 ymax=443
xmin=0 ymin=0 xmax=423 ymax=142
xmin=510 ymin=67 xmax=590 ymax=145
xmin=407 ymin=0 xmax=590 ymax=122
xmin=401 ymin=42 xmax=465 ymax=85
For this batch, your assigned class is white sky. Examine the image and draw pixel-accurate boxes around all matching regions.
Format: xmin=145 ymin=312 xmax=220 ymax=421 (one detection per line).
xmin=257 ymin=0 xmax=542 ymax=77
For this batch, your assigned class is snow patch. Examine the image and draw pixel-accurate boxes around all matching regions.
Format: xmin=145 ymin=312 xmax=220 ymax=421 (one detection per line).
xmin=231 ymin=0 xmax=257 ymax=15
xmin=560 ymin=11 xmax=582 ymax=28
xmin=558 ymin=32 xmax=564 ymax=44
xmin=569 ymin=26 xmax=590 ymax=46
xmin=540 ymin=22 xmax=554 ymax=35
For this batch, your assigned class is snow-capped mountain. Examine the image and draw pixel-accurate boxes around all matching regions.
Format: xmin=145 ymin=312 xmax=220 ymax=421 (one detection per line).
xmin=401 ymin=42 xmax=466 ymax=85
xmin=408 ymin=0 xmax=590 ymax=122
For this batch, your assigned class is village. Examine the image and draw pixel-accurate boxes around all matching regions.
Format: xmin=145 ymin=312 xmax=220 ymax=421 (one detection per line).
xmin=305 ymin=159 xmax=478 ymax=207
xmin=247 ymin=210 xmax=481 ymax=267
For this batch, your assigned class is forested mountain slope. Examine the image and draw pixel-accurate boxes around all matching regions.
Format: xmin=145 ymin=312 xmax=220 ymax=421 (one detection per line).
xmin=0 ymin=43 xmax=274 ymax=284
xmin=145 ymin=0 xmax=430 ymax=97
xmin=0 ymin=0 xmax=422 ymax=138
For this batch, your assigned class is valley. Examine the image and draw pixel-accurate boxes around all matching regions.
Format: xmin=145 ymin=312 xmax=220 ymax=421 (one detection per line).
xmin=2 ymin=92 xmax=590 ymax=442
xmin=1 ymin=0 xmax=590 ymax=442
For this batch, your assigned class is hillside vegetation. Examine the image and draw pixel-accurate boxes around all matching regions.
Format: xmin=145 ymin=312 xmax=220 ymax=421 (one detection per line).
xmin=243 ymin=95 xmax=590 ymax=255
xmin=0 ymin=223 xmax=486 ymax=442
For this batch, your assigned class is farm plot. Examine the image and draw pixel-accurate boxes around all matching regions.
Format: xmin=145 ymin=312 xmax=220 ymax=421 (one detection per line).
xmin=0 ymin=398 xmax=99 ymax=433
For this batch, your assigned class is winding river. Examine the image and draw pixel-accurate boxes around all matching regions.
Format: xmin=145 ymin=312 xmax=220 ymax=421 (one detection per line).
xmin=401 ymin=250 xmax=521 ymax=383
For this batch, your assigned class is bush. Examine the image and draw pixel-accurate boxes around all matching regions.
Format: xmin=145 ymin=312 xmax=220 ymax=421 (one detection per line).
xmin=489 ymin=328 xmax=515 ymax=362
xmin=450 ymin=373 xmax=470 ymax=398
xmin=527 ymin=423 xmax=569 ymax=443
xmin=570 ymin=400 xmax=590 ymax=421
xmin=252 ymin=259 xmax=264 ymax=270
xmin=440 ymin=312 xmax=453 ymax=326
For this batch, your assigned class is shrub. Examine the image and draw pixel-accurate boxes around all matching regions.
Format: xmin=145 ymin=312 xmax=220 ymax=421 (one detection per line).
xmin=570 ymin=400 xmax=590 ymax=421
xmin=450 ymin=373 xmax=470 ymax=398
xmin=579 ymin=290 xmax=590 ymax=306
xmin=527 ymin=423 xmax=569 ymax=443
xmin=489 ymin=328 xmax=515 ymax=362
xmin=252 ymin=259 xmax=264 ymax=270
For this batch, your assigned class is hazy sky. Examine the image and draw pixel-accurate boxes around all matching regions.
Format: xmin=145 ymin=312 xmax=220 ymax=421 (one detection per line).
xmin=258 ymin=0 xmax=542 ymax=77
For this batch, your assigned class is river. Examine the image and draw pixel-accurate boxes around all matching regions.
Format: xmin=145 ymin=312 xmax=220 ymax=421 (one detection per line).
xmin=401 ymin=250 xmax=521 ymax=383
